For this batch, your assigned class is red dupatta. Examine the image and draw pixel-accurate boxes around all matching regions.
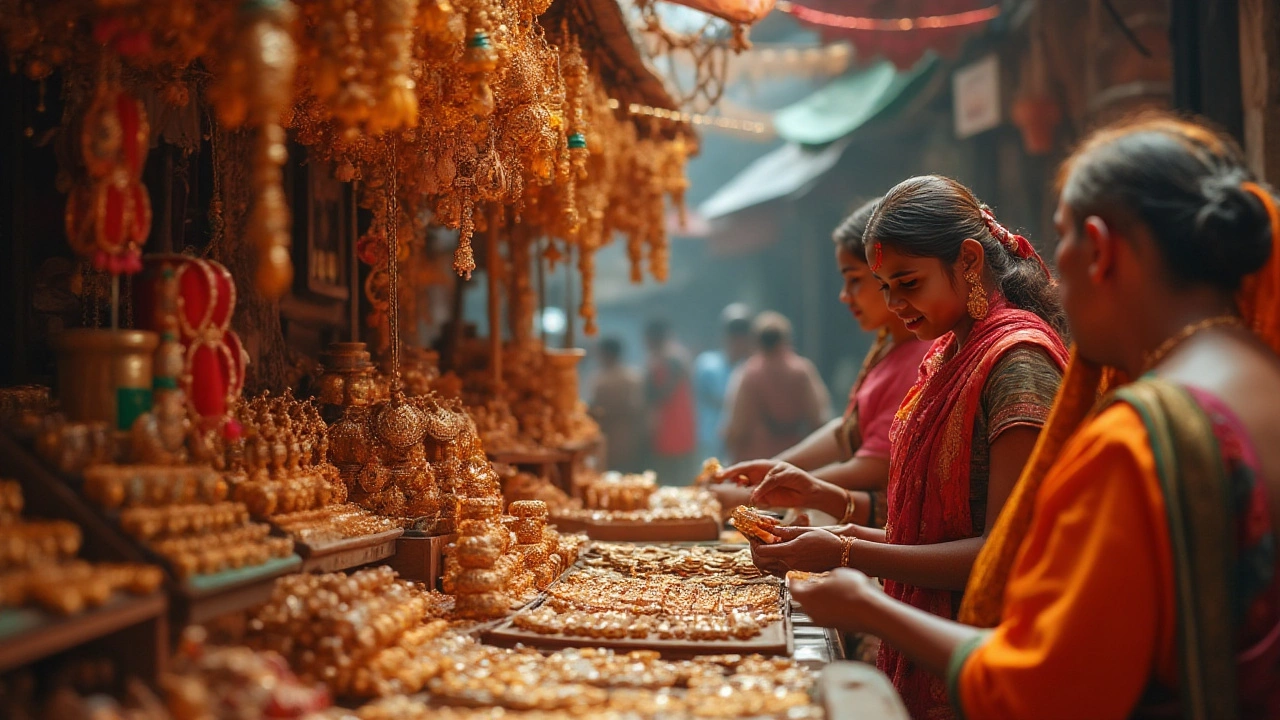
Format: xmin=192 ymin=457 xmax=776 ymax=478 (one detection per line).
xmin=878 ymin=300 xmax=1069 ymax=719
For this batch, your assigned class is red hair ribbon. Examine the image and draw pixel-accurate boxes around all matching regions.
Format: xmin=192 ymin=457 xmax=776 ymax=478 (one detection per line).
xmin=980 ymin=207 xmax=1053 ymax=280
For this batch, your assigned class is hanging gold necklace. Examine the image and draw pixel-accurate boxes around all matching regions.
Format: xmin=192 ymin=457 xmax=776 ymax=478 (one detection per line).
xmin=1141 ymin=315 xmax=1245 ymax=373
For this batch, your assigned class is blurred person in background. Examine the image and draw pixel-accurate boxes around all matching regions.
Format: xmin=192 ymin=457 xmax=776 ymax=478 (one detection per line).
xmin=643 ymin=318 xmax=698 ymax=484
xmin=723 ymin=312 xmax=832 ymax=463
xmin=693 ymin=304 xmax=754 ymax=462
xmin=588 ymin=337 xmax=645 ymax=472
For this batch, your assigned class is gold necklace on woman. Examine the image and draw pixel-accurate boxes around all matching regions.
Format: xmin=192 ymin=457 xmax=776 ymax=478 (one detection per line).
xmin=1141 ymin=315 xmax=1246 ymax=373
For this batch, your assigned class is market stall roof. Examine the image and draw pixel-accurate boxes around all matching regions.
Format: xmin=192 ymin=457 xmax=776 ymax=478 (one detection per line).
xmin=773 ymin=55 xmax=938 ymax=145
xmin=697 ymin=138 xmax=850 ymax=220
xmin=695 ymin=55 xmax=937 ymax=220
xmin=544 ymin=0 xmax=696 ymax=143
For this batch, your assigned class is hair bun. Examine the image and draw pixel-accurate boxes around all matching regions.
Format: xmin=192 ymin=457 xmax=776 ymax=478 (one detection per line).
xmin=1192 ymin=173 xmax=1273 ymax=287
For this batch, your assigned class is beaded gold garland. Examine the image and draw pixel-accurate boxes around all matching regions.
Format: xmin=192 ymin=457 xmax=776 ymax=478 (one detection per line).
xmin=3 ymin=0 xmax=692 ymax=336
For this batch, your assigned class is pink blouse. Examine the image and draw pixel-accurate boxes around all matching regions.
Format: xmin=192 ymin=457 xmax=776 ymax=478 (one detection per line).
xmin=852 ymin=339 xmax=930 ymax=459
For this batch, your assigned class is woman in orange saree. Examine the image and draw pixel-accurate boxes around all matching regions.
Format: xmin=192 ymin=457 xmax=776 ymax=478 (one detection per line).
xmin=748 ymin=176 xmax=1070 ymax=719
xmin=789 ymin=115 xmax=1280 ymax=719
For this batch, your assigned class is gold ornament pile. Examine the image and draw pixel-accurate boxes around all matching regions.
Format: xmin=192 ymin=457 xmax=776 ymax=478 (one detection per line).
xmin=164 ymin=627 xmax=332 ymax=718
xmin=81 ymin=464 xmax=291 ymax=579
xmin=355 ymin=646 xmax=819 ymax=719
xmin=248 ymin=567 xmax=454 ymax=697
xmin=223 ymin=391 xmax=400 ymax=543
xmin=581 ymin=470 xmax=656 ymax=511
xmin=323 ymin=348 xmax=505 ymax=530
xmin=226 ymin=391 xmax=346 ymax=517
xmin=442 ymin=496 xmax=529 ymax=618
xmin=442 ymin=498 xmax=585 ymax=619
xmin=454 ymin=339 xmax=600 ymax=453
xmin=581 ymin=543 xmax=768 ymax=580
xmin=0 ymin=480 xmax=164 ymax=616
xmin=552 ymin=486 xmax=720 ymax=525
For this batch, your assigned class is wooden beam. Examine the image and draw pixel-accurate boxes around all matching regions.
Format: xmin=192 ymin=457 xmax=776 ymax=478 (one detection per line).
xmin=1240 ymin=0 xmax=1280 ymax=180
xmin=1171 ymin=0 xmax=1244 ymax=139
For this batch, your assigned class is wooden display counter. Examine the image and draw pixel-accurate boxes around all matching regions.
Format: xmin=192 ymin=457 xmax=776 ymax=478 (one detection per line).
xmin=385 ymin=531 xmax=456 ymax=589
xmin=174 ymin=555 xmax=302 ymax=627
xmin=0 ymin=592 xmax=168 ymax=678
xmin=821 ymin=662 xmax=911 ymax=720
xmin=0 ymin=432 xmax=307 ymax=630
xmin=294 ymin=528 xmax=404 ymax=574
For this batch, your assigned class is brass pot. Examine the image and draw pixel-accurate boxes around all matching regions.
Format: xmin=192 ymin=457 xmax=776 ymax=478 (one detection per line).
xmin=543 ymin=348 xmax=585 ymax=415
xmin=54 ymin=329 xmax=158 ymax=430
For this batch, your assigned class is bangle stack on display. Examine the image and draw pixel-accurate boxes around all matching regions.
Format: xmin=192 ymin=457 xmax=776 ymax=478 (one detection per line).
xmin=0 ymin=480 xmax=163 ymax=616
xmin=442 ymin=499 xmax=586 ymax=619
xmin=82 ymin=464 xmax=294 ymax=580
xmin=248 ymin=567 xmax=453 ymax=698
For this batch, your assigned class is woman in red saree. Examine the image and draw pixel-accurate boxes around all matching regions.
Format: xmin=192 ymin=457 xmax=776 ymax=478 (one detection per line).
xmin=788 ymin=116 xmax=1280 ymax=719
xmin=749 ymin=176 xmax=1069 ymax=719
xmin=712 ymin=198 xmax=929 ymax=530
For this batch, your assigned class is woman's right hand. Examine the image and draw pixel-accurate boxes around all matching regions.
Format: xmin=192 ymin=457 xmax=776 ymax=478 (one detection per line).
xmin=750 ymin=462 xmax=846 ymax=516
xmin=714 ymin=459 xmax=779 ymax=487
xmin=708 ymin=483 xmax=753 ymax=519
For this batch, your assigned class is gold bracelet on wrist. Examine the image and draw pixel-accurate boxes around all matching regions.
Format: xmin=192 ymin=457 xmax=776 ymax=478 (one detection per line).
xmin=839 ymin=490 xmax=857 ymax=524
xmin=839 ymin=536 xmax=856 ymax=567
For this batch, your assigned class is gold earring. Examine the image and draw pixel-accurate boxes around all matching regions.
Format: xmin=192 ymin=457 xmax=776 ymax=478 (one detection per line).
xmin=965 ymin=269 xmax=989 ymax=320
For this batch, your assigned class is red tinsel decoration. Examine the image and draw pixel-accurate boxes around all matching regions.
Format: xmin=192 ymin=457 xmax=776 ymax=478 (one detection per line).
xmin=778 ymin=0 xmax=1000 ymax=69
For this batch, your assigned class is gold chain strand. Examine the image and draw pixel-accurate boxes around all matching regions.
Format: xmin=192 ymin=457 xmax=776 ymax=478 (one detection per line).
xmin=1141 ymin=315 xmax=1245 ymax=373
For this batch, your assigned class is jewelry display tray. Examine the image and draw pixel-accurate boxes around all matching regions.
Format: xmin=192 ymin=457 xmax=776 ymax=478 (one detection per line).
xmin=481 ymin=546 xmax=793 ymax=658
xmin=548 ymin=514 xmax=720 ymax=543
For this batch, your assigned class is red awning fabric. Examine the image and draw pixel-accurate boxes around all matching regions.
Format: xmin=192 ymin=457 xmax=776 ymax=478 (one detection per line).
xmin=778 ymin=0 xmax=999 ymax=70
xmin=663 ymin=0 xmax=777 ymax=24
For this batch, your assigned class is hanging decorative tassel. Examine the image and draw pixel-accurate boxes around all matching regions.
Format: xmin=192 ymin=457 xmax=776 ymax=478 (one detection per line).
xmin=207 ymin=0 xmax=299 ymax=300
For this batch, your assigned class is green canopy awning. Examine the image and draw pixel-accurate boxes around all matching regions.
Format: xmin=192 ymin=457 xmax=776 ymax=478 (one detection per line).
xmin=773 ymin=55 xmax=939 ymax=146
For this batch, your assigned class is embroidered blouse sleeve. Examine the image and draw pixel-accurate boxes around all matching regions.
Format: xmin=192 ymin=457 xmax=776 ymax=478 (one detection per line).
xmin=981 ymin=346 xmax=1062 ymax=443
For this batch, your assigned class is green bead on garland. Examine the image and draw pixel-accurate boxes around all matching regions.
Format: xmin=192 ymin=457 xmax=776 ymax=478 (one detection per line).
xmin=567 ymin=132 xmax=587 ymax=150
xmin=468 ymin=31 xmax=492 ymax=49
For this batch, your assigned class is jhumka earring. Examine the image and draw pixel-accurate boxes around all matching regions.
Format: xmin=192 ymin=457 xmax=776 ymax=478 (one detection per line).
xmin=965 ymin=269 xmax=989 ymax=320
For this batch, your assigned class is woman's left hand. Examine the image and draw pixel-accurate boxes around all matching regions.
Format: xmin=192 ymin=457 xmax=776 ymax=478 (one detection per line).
xmin=788 ymin=567 xmax=882 ymax=633
xmin=749 ymin=527 xmax=844 ymax=577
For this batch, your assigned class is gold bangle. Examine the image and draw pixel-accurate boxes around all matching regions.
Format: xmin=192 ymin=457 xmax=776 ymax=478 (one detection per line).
xmin=839 ymin=536 xmax=856 ymax=567
xmin=839 ymin=490 xmax=857 ymax=524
